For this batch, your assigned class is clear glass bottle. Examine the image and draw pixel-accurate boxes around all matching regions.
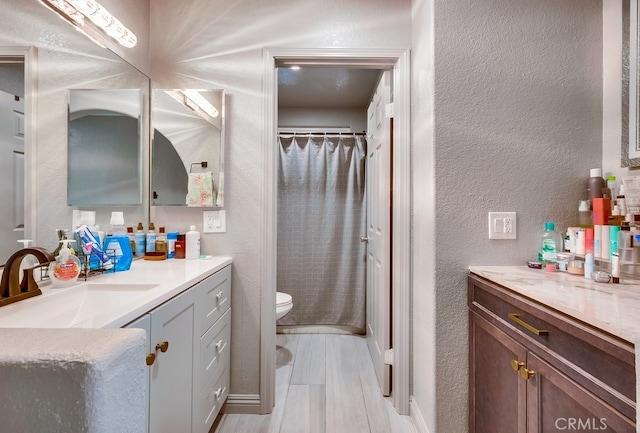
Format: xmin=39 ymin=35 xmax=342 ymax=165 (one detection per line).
xmin=538 ymin=222 xmax=563 ymax=264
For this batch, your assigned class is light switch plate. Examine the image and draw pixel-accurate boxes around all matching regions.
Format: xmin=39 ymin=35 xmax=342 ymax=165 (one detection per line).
xmin=488 ymin=212 xmax=516 ymax=239
xmin=203 ymin=210 xmax=226 ymax=233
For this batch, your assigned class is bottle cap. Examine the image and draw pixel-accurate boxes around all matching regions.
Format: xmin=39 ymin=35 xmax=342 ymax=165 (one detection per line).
xmin=578 ymin=200 xmax=590 ymax=212
xmin=545 ymin=222 xmax=555 ymax=231
xmin=190 ymin=225 xmax=197 ymax=231
xmin=110 ymin=211 xmax=125 ymax=226
xmin=159 ymin=227 xmax=166 ymax=233
xmin=590 ymin=168 xmax=602 ymax=178
xmin=607 ymin=175 xmax=616 ymax=182
xmin=149 ymin=222 xmax=155 ymax=231
xmin=137 ymin=222 xmax=144 ymax=231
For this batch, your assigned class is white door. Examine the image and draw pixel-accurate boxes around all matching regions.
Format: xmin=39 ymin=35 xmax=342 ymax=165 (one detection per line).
xmin=0 ymin=89 xmax=24 ymax=264
xmin=365 ymin=70 xmax=392 ymax=396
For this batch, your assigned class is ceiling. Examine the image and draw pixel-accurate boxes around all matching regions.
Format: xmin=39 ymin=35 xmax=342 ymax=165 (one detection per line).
xmin=277 ymin=67 xmax=382 ymax=109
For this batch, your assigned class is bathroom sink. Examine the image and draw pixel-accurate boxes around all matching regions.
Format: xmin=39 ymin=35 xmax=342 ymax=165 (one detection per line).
xmin=0 ymin=282 xmax=158 ymax=328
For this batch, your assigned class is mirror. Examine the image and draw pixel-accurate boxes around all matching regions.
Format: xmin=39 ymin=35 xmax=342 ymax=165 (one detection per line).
xmin=623 ymin=0 xmax=639 ymax=166
xmin=151 ymin=89 xmax=225 ymax=207
xmin=0 ymin=0 xmax=150 ymax=266
xmin=68 ymin=89 xmax=143 ymax=206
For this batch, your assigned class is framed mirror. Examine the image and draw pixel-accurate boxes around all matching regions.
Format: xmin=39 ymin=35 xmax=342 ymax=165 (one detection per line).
xmin=67 ymin=89 xmax=143 ymax=206
xmin=623 ymin=0 xmax=639 ymax=167
xmin=151 ymin=89 xmax=225 ymax=207
xmin=0 ymin=0 xmax=150 ymax=266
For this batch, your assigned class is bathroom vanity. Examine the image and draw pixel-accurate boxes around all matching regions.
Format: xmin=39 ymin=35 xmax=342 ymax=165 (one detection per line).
xmin=0 ymin=256 xmax=232 ymax=433
xmin=468 ymin=266 xmax=636 ymax=433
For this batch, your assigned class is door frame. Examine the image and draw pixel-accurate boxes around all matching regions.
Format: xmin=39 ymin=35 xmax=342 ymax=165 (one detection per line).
xmin=260 ymin=47 xmax=411 ymax=415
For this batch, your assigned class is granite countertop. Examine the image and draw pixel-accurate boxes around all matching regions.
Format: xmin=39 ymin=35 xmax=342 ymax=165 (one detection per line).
xmin=468 ymin=265 xmax=640 ymax=345
xmin=0 ymin=256 xmax=232 ymax=329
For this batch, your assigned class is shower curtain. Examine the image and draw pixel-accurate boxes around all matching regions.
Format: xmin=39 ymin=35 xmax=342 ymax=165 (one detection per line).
xmin=277 ymin=133 xmax=367 ymax=329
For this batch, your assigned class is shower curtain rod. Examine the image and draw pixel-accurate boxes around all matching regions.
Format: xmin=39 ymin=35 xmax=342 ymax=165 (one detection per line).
xmin=278 ymin=131 xmax=366 ymax=136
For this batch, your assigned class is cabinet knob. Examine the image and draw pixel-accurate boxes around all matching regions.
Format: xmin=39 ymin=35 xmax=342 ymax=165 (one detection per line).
xmin=215 ymin=340 xmax=225 ymax=351
xmin=146 ymin=353 xmax=156 ymax=366
xmin=156 ymin=341 xmax=169 ymax=353
xmin=510 ymin=359 xmax=524 ymax=372
xmin=216 ymin=291 xmax=224 ymax=302
xmin=520 ymin=367 xmax=536 ymax=380
xmin=214 ymin=386 xmax=226 ymax=399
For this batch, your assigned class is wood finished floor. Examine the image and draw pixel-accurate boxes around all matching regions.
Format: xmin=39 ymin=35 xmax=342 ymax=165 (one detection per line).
xmin=213 ymin=334 xmax=416 ymax=433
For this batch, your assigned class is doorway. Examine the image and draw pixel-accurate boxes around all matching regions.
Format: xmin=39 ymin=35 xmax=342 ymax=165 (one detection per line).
xmin=261 ymin=48 xmax=411 ymax=416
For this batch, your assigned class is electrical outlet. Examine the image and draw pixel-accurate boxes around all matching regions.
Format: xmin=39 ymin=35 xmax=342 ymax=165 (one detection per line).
xmin=488 ymin=212 xmax=517 ymax=239
xmin=203 ymin=210 xmax=226 ymax=233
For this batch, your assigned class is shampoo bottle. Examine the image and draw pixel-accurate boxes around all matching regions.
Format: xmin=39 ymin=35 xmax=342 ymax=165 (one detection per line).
xmin=185 ymin=225 xmax=200 ymax=260
xmin=135 ymin=222 xmax=146 ymax=256
xmin=146 ymin=222 xmax=157 ymax=253
xmin=49 ymin=239 xmax=81 ymax=287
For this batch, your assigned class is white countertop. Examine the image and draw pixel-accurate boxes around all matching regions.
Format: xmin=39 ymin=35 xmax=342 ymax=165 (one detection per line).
xmin=0 ymin=256 xmax=232 ymax=329
xmin=469 ymin=265 xmax=640 ymax=345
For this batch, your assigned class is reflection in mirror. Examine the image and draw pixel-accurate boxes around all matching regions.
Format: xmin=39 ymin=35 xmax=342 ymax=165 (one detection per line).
xmin=622 ymin=0 xmax=639 ymax=167
xmin=68 ymin=89 xmax=142 ymax=206
xmin=151 ymin=89 xmax=225 ymax=207
xmin=0 ymin=57 xmax=25 ymax=264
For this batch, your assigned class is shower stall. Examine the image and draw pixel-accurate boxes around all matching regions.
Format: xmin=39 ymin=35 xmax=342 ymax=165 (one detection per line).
xmin=276 ymin=132 xmax=367 ymax=330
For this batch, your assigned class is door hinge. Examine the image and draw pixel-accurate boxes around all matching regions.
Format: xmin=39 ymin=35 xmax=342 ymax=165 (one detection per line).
xmin=385 ymin=102 xmax=394 ymax=118
xmin=384 ymin=348 xmax=394 ymax=365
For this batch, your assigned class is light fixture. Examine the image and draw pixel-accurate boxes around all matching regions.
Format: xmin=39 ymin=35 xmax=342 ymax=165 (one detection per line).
xmin=40 ymin=0 xmax=137 ymax=48
xmin=179 ymin=90 xmax=219 ymax=119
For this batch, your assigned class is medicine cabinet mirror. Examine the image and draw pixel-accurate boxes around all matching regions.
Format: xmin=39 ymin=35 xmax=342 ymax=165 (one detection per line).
xmin=68 ymin=89 xmax=143 ymax=206
xmin=151 ymin=88 xmax=225 ymax=207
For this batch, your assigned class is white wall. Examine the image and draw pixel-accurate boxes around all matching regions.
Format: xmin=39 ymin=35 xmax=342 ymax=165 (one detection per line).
xmin=150 ymin=0 xmax=412 ymax=400
xmin=412 ymin=0 xmax=603 ymax=432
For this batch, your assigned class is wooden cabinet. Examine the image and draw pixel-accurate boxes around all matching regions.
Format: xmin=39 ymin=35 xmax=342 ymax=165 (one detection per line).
xmin=468 ymin=274 xmax=635 ymax=433
xmin=126 ymin=265 xmax=231 ymax=433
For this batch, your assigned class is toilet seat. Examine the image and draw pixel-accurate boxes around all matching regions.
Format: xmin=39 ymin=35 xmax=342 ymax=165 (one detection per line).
xmin=276 ymin=292 xmax=292 ymax=307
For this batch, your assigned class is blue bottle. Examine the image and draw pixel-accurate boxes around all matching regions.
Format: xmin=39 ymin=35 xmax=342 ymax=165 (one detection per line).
xmin=103 ymin=235 xmax=133 ymax=272
xmin=135 ymin=222 xmax=146 ymax=256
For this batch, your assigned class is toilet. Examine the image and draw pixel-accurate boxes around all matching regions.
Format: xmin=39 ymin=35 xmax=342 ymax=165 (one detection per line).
xmin=276 ymin=292 xmax=293 ymax=320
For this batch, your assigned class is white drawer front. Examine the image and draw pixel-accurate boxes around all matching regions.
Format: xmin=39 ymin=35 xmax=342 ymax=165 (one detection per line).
xmin=195 ymin=362 xmax=229 ymax=433
xmin=196 ymin=265 xmax=231 ymax=336
xmin=196 ymin=308 xmax=231 ymax=394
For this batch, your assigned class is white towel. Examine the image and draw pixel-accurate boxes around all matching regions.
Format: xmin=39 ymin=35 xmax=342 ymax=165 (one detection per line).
xmin=186 ymin=171 xmax=215 ymax=207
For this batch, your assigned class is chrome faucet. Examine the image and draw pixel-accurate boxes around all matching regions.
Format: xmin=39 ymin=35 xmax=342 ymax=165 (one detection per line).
xmin=0 ymin=247 xmax=54 ymax=307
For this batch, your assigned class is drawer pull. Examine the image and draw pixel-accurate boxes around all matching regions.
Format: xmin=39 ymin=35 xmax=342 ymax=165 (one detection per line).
xmin=510 ymin=359 xmax=524 ymax=371
xmin=216 ymin=291 xmax=224 ymax=302
xmin=215 ymin=340 xmax=225 ymax=351
xmin=214 ymin=386 xmax=226 ymax=399
xmin=507 ymin=313 xmax=548 ymax=336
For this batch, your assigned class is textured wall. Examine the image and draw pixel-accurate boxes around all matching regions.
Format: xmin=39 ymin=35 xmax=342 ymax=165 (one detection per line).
xmin=150 ymin=0 xmax=412 ymax=397
xmin=411 ymin=1 xmax=603 ymax=432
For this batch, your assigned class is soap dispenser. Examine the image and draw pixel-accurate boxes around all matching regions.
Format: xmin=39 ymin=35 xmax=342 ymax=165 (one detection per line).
xmin=48 ymin=239 xmax=81 ymax=287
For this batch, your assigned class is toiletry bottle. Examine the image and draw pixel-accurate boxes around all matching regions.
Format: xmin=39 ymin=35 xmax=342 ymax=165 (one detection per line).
xmin=135 ymin=222 xmax=146 ymax=256
xmin=166 ymin=232 xmax=178 ymax=259
xmin=577 ymin=200 xmax=592 ymax=227
xmin=155 ymin=226 xmax=167 ymax=256
xmin=538 ymin=222 xmax=562 ymax=264
xmin=185 ymin=225 xmax=200 ymax=260
xmin=146 ymin=222 xmax=157 ymax=253
xmin=609 ymin=225 xmax=621 ymax=259
xmin=584 ymin=253 xmax=594 ymax=279
xmin=617 ymin=183 xmax=627 ymax=216
xmin=587 ymin=168 xmax=605 ymax=208
xmin=48 ymin=239 xmax=81 ymax=288
xmin=612 ymin=252 xmax=621 ymax=283
xmin=175 ymin=234 xmax=186 ymax=259
xmin=127 ymin=226 xmax=136 ymax=255
xmin=108 ymin=211 xmax=127 ymax=236
xmin=606 ymin=175 xmax=617 ymax=199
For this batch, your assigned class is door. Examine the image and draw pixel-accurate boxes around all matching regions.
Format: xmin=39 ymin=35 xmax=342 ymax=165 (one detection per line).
xmin=366 ymin=70 xmax=392 ymax=396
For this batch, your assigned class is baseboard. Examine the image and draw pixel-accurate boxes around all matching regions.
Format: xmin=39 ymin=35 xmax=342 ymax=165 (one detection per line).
xmin=410 ymin=396 xmax=430 ymax=433
xmin=223 ymin=393 xmax=262 ymax=414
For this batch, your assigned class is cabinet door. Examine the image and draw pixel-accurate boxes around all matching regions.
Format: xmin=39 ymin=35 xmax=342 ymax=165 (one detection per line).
xmin=526 ymin=353 xmax=635 ymax=433
xmin=149 ymin=288 xmax=196 ymax=433
xmin=470 ymin=312 xmax=527 ymax=433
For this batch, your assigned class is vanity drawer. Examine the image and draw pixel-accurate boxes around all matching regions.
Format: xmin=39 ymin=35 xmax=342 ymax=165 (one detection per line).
xmin=468 ymin=274 xmax=636 ymax=420
xmin=194 ymin=359 xmax=229 ymax=433
xmin=195 ymin=265 xmax=231 ymax=336
xmin=195 ymin=308 xmax=230 ymax=394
